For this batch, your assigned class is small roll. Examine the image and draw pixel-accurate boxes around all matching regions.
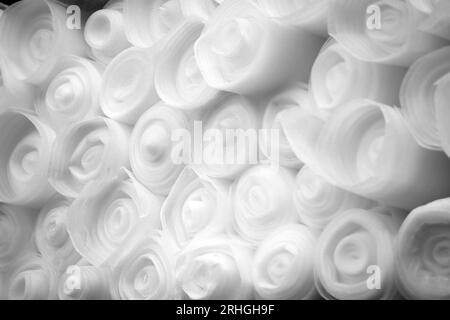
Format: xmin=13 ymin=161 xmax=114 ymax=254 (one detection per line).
xmin=36 ymin=55 xmax=103 ymax=132
xmin=251 ymin=0 xmax=330 ymax=37
xmin=328 ymin=0 xmax=448 ymax=66
xmin=0 ymin=0 xmax=87 ymax=84
xmin=58 ymin=262 xmax=111 ymax=300
xmin=315 ymin=207 xmax=405 ymax=300
xmin=194 ymin=0 xmax=324 ymax=95
xmin=252 ymin=224 xmax=318 ymax=300
xmin=0 ymin=204 xmax=36 ymax=271
xmin=311 ymin=40 xmax=406 ymax=117
xmin=67 ymin=169 xmax=164 ymax=267
xmin=195 ymin=95 xmax=262 ymax=180
xmin=294 ymin=166 xmax=375 ymax=231
xmin=161 ymin=168 xmax=231 ymax=248
xmin=100 ymin=47 xmax=160 ymax=125
xmin=123 ymin=0 xmax=184 ymax=48
xmin=259 ymin=83 xmax=307 ymax=169
xmin=400 ymin=46 xmax=450 ymax=151
xmin=84 ymin=4 xmax=130 ymax=65
xmin=0 ymin=109 xmax=55 ymax=208
xmin=155 ymin=19 xmax=221 ymax=110
xmin=35 ymin=195 xmax=80 ymax=273
xmin=130 ymin=103 xmax=191 ymax=196
xmin=176 ymin=235 xmax=254 ymax=300
xmin=232 ymin=165 xmax=298 ymax=244
xmin=397 ymin=198 xmax=450 ymax=299
xmin=49 ymin=117 xmax=130 ymax=198
xmin=6 ymin=252 xmax=59 ymax=300
xmin=111 ymin=231 xmax=179 ymax=300
xmin=316 ymin=99 xmax=450 ymax=210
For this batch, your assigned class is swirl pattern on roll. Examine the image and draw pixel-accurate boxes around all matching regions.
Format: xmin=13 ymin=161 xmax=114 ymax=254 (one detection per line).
xmin=195 ymin=95 xmax=262 ymax=180
xmin=315 ymin=207 xmax=405 ymax=300
xmin=161 ymin=168 xmax=231 ymax=248
xmin=316 ymin=99 xmax=450 ymax=210
xmin=252 ymin=224 xmax=318 ymax=300
xmin=35 ymin=195 xmax=80 ymax=273
xmin=311 ymin=40 xmax=406 ymax=117
xmin=49 ymin=117 xmax=130 ymax=198
xmin=294 ymin=166 xmax=375 ymax=231
xmin=397 ymin=198 xmax=450 ymax=299
xmin=100 ymin=47 xmax=160 ymax=125
xmin=0 ymin=110 xmax=55 ymax=208
xmin=6 ymin=252 xmax=58 ymax=300
xmin=84 ymin=1 xmax=130 ymax=65
xmin=400 ymin=46 xmax=450 ymax=151
xmin=111 ymin=231 xmax=179 ymax=300
xmin=0 ymin=0 xmax=87 ymax=84
xmin=36 ymin=55 xmax=103 ymax=132
xmin=130 ymin=103 xmax=191 ymax=196
xmin=67 ymin=169 xmax=163 ymax=267
xmin=232 ymin=165 xmax=298 ymax=244
xmin=176 ymin=235 xmax=254 ymax=300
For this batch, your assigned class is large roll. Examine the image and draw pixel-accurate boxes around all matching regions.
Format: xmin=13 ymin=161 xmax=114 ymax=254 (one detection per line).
xmin=195 ymin=95 xmax=262 ymax=180
xmin=259 ymin=83 xmax=307 ymax=169
xmin=328 ymin=0 xmax=448 ymax=66
xmin=231 ymin=165 xmax=298 ymax=244
xmin=316 ymin=99 xmax=450 ymax=210
xmin=130 ymin=103 xmax=191 ymax=196
xmin=0 ymin=204 xmax=36 ymax=271
xmin=35 ymin=195 xmax=80 ymax=273
xmin=67 ymin=169 xmax=163 ymax=267
xmin=84 ymin=1 xmax=130 ymax=65
xmin=397 ymin=198 xmax=450 ymax=299
xmin=194 ymin=0 xmax=324 ymax=95
xmin=251 ymin=0 xmax=330 ymax=37
xmin=310 ymin=40 xmax=406 ymax=118
xmin=400 ymin=46 xmax=450 ymax=151
xmin=315 ymin=207 xmax=405 ymax=300
xmin=49 ymin=117 xmax=130 ymax=198
xmin=123 ymin=0 xmax=184 ymax=48
xmin=110 ymin=231 xmax=179 ymax=300
xmin=36 ymin=55 xmax=103 ymax=132
xmin=0 ymin=0 xmax=87 ymax=84
xmin=161 ymin=168 xmax=231 ymax=248
xmin=6 ymin=252 xmax=59 ymax=300
xmin=176 ymin=235 xmax=254 ymax=300
xmin=252 ymin=224 xmax=318 ymax=300
xmin=100 ymin=46 xmax=160 ymax=125
xmin=58 ymin=262 xmax=111 ymax=300
xmin=294 ymin=166 xmax=375 ymax=231
xmin=0 ymin=109 xmax=55 ymax=208
xmin=155 ymin=19 xmax=221 ymax=110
